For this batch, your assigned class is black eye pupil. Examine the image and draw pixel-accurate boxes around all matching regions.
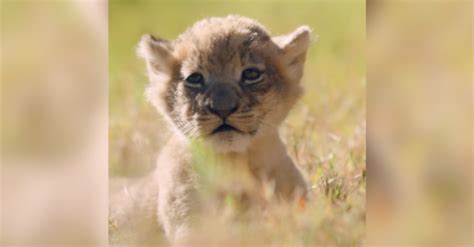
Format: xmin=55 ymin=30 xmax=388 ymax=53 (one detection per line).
xmin=243 ymin=68 xmax=261 ymax=81
xmin=186 ymin=73 xmax=203 ymax=84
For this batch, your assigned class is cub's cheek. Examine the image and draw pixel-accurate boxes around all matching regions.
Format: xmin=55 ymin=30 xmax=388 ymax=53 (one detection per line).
xmin=173 ymin=95 xmax=193 ymax=119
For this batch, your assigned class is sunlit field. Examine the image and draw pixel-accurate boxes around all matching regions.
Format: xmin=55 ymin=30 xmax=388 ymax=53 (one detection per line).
xmin=109 ymin=0 xmax=365 ymax=245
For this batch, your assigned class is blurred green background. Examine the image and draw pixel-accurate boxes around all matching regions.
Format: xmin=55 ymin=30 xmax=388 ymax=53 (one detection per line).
xmin=109 ymin=0 xmax=365 ymax=177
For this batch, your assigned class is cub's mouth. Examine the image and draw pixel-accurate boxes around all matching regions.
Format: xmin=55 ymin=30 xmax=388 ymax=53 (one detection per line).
xmin=211 ymin=123 xmax=242 ymax=134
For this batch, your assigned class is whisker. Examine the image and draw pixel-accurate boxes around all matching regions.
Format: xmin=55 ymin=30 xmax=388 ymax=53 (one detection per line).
xmin=194 ymin=116 xmax=214 ymax=121
xmin=258 ymin=117 xmax=279 ymax=129
xmin=229 ymin=114 xmax=254 ymax=119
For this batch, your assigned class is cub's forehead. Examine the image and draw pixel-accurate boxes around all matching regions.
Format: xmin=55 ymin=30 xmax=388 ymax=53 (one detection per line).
xmin=176 ymin=15 xmax=271 ymax=45
xmin=173 ymin=16 xmax=272 ymax=71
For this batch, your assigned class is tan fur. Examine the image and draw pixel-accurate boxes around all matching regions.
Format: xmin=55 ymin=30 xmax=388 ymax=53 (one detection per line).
xmin=137 ymin=15 xmax=312 ymax=243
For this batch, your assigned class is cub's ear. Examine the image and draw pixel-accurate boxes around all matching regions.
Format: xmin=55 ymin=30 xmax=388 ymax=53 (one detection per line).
xmin=272 ymin=26 xmax=313 ymax=82
xmin=137 ymin=34 xmax=174 ymax=76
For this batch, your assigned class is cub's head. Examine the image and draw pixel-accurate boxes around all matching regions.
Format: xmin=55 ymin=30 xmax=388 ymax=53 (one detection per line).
xmin=138 ymin=15 xmax=311 ymax=152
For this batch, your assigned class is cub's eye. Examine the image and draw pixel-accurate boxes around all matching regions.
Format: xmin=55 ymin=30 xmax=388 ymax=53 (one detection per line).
xmin=185 ymin=73 xmax=204 ymax=88
xmin=241 ymin=68 xmax=263 ymax=84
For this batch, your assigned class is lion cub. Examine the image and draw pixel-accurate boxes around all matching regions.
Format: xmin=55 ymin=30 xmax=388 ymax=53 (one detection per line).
xmin=138 ymin=15 xmax=312 ymax=242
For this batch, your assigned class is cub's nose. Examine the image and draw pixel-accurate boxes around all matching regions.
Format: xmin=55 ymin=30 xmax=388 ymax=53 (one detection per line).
xmin=206 ymin=84 xmax=239 ymax=119
xmin=209 ymin=101 xmax=238 ymax=119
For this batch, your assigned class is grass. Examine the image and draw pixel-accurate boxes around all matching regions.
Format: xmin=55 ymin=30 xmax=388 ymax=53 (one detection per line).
xmin=109 ymin=0 xmax=365 ymax=245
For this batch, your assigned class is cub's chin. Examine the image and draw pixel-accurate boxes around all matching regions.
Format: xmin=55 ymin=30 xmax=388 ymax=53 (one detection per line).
xmin=205 ymin=124 xmax=252 ymax=153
